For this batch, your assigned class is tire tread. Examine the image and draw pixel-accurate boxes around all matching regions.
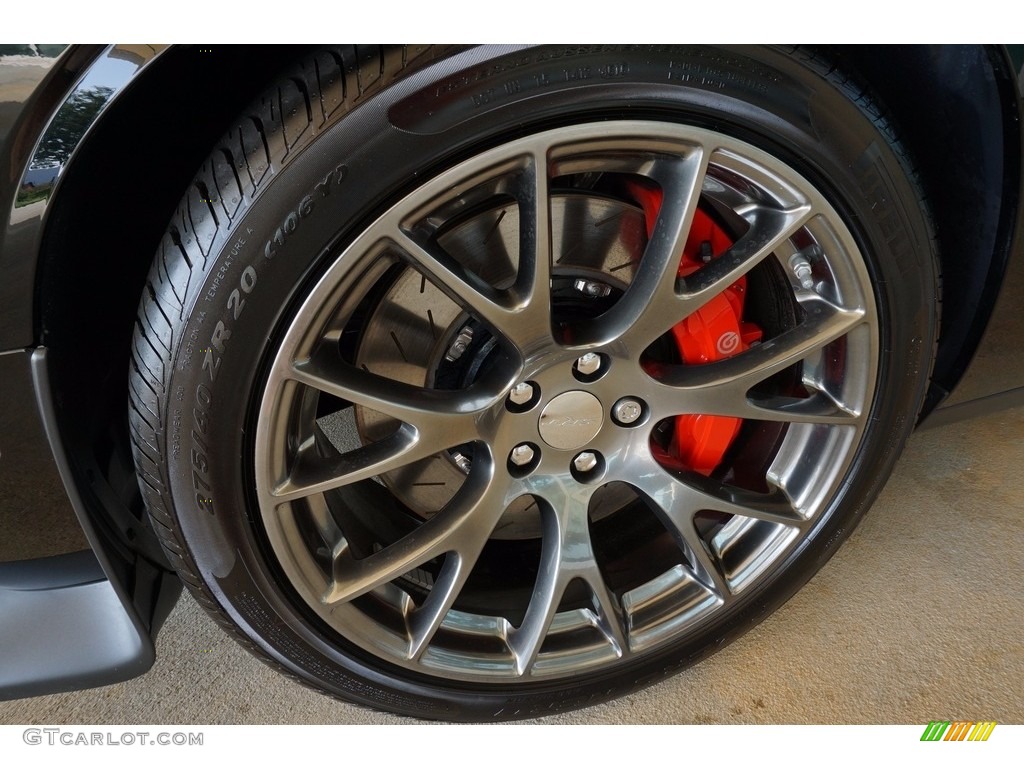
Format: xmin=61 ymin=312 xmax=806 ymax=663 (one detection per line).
xmin=127 ymin=44 xmax=463 ymax=716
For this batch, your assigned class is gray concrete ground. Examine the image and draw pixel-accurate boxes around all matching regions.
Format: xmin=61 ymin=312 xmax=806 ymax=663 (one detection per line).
xmin=1 ymin=404 xmax=1021 ymax=725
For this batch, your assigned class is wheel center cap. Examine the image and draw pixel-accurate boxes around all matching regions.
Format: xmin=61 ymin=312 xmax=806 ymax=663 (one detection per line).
xmin=538 ymin=391 xmax=604 ymax=449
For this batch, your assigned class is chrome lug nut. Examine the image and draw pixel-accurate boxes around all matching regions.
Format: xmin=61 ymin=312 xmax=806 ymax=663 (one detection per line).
xmin=573 ymin=278 xmax=612 ymax=298
xmin=573 ymin=451 xmax=598 ymax=473
xmin=510 ymin=444 xmax=536 ymax=467
xmin=508 ymin=382 xmax=534 ymax=406
xmin=613 ymin=398 xmax=643 ymax=424
xmin=575 ymin=352 xmax=602 ymax=376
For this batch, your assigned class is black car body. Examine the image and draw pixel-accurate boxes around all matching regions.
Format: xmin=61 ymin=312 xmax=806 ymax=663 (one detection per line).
xmin=1 ymin=44 xmax=1023 ymax=714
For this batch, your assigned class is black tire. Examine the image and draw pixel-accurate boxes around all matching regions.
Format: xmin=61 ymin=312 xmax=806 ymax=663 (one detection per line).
xmin=129 ymin=44 xmax=939 ymax=722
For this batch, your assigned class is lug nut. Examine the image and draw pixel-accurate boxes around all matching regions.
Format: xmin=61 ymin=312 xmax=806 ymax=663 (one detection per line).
xmin=510 ymin=444 xmax=536 ymax=467
xmin=575 ymin=352 xmax=602 ymax=376
xmin=573 ymin=278 xmax=612 ymax=298
xmin=613 ymin=398 xmax=643 ymax=424
xmin=508 ymin=382 xmax=534 ymax=406
xmin=573 ymin=451 xmax=598 ymax=473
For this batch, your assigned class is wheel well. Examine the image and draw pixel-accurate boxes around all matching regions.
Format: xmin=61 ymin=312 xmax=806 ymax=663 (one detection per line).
xmin=36 ymin=45 xmax=318 ymax=575
xmin=819 ymin=44 xmax=1023 ymax=413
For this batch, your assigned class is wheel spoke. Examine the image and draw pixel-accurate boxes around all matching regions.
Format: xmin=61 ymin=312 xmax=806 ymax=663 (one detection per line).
xmin=740 ymin=391 xmax=860 ymax=424
xmin=270 ymin=427 xmax=449 ymax=502
xmin=571 ymin=151 xmax=708 ymax=348
xmin=406 ymin=550 xmax=477 ymax=660
xmin=679 ymin=203 xmax=814 ymax=308
xmin=508 ymin=540 xmax=564 ymax=674
xmin=509 ymin=488 xmax=627 ymax=675
xmin=322 ymin=459 xmax=506 ymax=605
xmin=646 ymin=294 xmax=866 ymax=419
xmin=290 ymin=344 xmax=503 ymax=430
xmin=507 ymin=149 xmax=555 ymax=352
xmin=389 ymin=228 xmax=521 ymax=340
xmin=585 ymin=568 xmax=629 ymax=655
xmin=629 ymin=471 xmax=734 ymax=598
xmin=635 ymin=467 xmax=805 ymax=527
xmin=387 ymin=150 xmax=555 ymax=353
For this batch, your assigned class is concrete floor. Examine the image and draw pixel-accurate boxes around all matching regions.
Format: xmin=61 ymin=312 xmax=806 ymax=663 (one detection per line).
xmin=1 ymin=403 xmax=1021 ymax=725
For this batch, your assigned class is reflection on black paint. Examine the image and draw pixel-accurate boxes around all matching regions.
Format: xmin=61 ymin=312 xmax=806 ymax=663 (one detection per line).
xmin=34 ymin=85 xmax=113 ymax=166
xmin=15 ymin=85 xmax=113 ymax=208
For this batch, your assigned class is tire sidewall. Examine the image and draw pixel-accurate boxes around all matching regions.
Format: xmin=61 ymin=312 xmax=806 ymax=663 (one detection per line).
xmin=158 ymin=45 xmax=934 ymax=720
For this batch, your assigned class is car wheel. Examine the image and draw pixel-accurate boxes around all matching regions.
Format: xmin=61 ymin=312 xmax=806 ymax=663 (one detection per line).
xmin=129 ymin=44 xmax=938 ymax=721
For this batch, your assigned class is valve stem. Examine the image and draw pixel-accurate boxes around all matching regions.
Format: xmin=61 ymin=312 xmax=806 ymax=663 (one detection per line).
xmin=789 ymin=246 xmax=822 ymax=290
xmin=445 ymin=325 xmax=474 ymax=361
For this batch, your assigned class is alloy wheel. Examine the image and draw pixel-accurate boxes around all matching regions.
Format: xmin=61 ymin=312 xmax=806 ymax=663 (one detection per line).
xmin=254 ymin=120 xmax=877 ymax=682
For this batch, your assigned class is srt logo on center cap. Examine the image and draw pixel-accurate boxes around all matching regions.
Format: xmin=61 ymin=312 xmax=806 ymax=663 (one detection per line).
xmin=538 ymin=391 xmax=605 ymax=450
xmin=545 ymin=416 xmax=599 ymax=428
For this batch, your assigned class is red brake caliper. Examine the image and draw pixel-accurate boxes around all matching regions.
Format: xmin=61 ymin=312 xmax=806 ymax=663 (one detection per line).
xmin=628 ymin=183 xmax=763 ymax=476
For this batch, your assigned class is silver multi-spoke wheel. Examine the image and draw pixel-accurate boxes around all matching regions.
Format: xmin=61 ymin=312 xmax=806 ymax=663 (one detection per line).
xmin=254 ymin=121 xmax=877 ymax=681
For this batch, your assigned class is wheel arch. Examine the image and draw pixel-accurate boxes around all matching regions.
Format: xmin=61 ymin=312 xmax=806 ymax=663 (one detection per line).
xmin=818 ymin=44 xmax=1024 ymax=414
xmin=30 ymin=43 xmax=320 ymax=629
